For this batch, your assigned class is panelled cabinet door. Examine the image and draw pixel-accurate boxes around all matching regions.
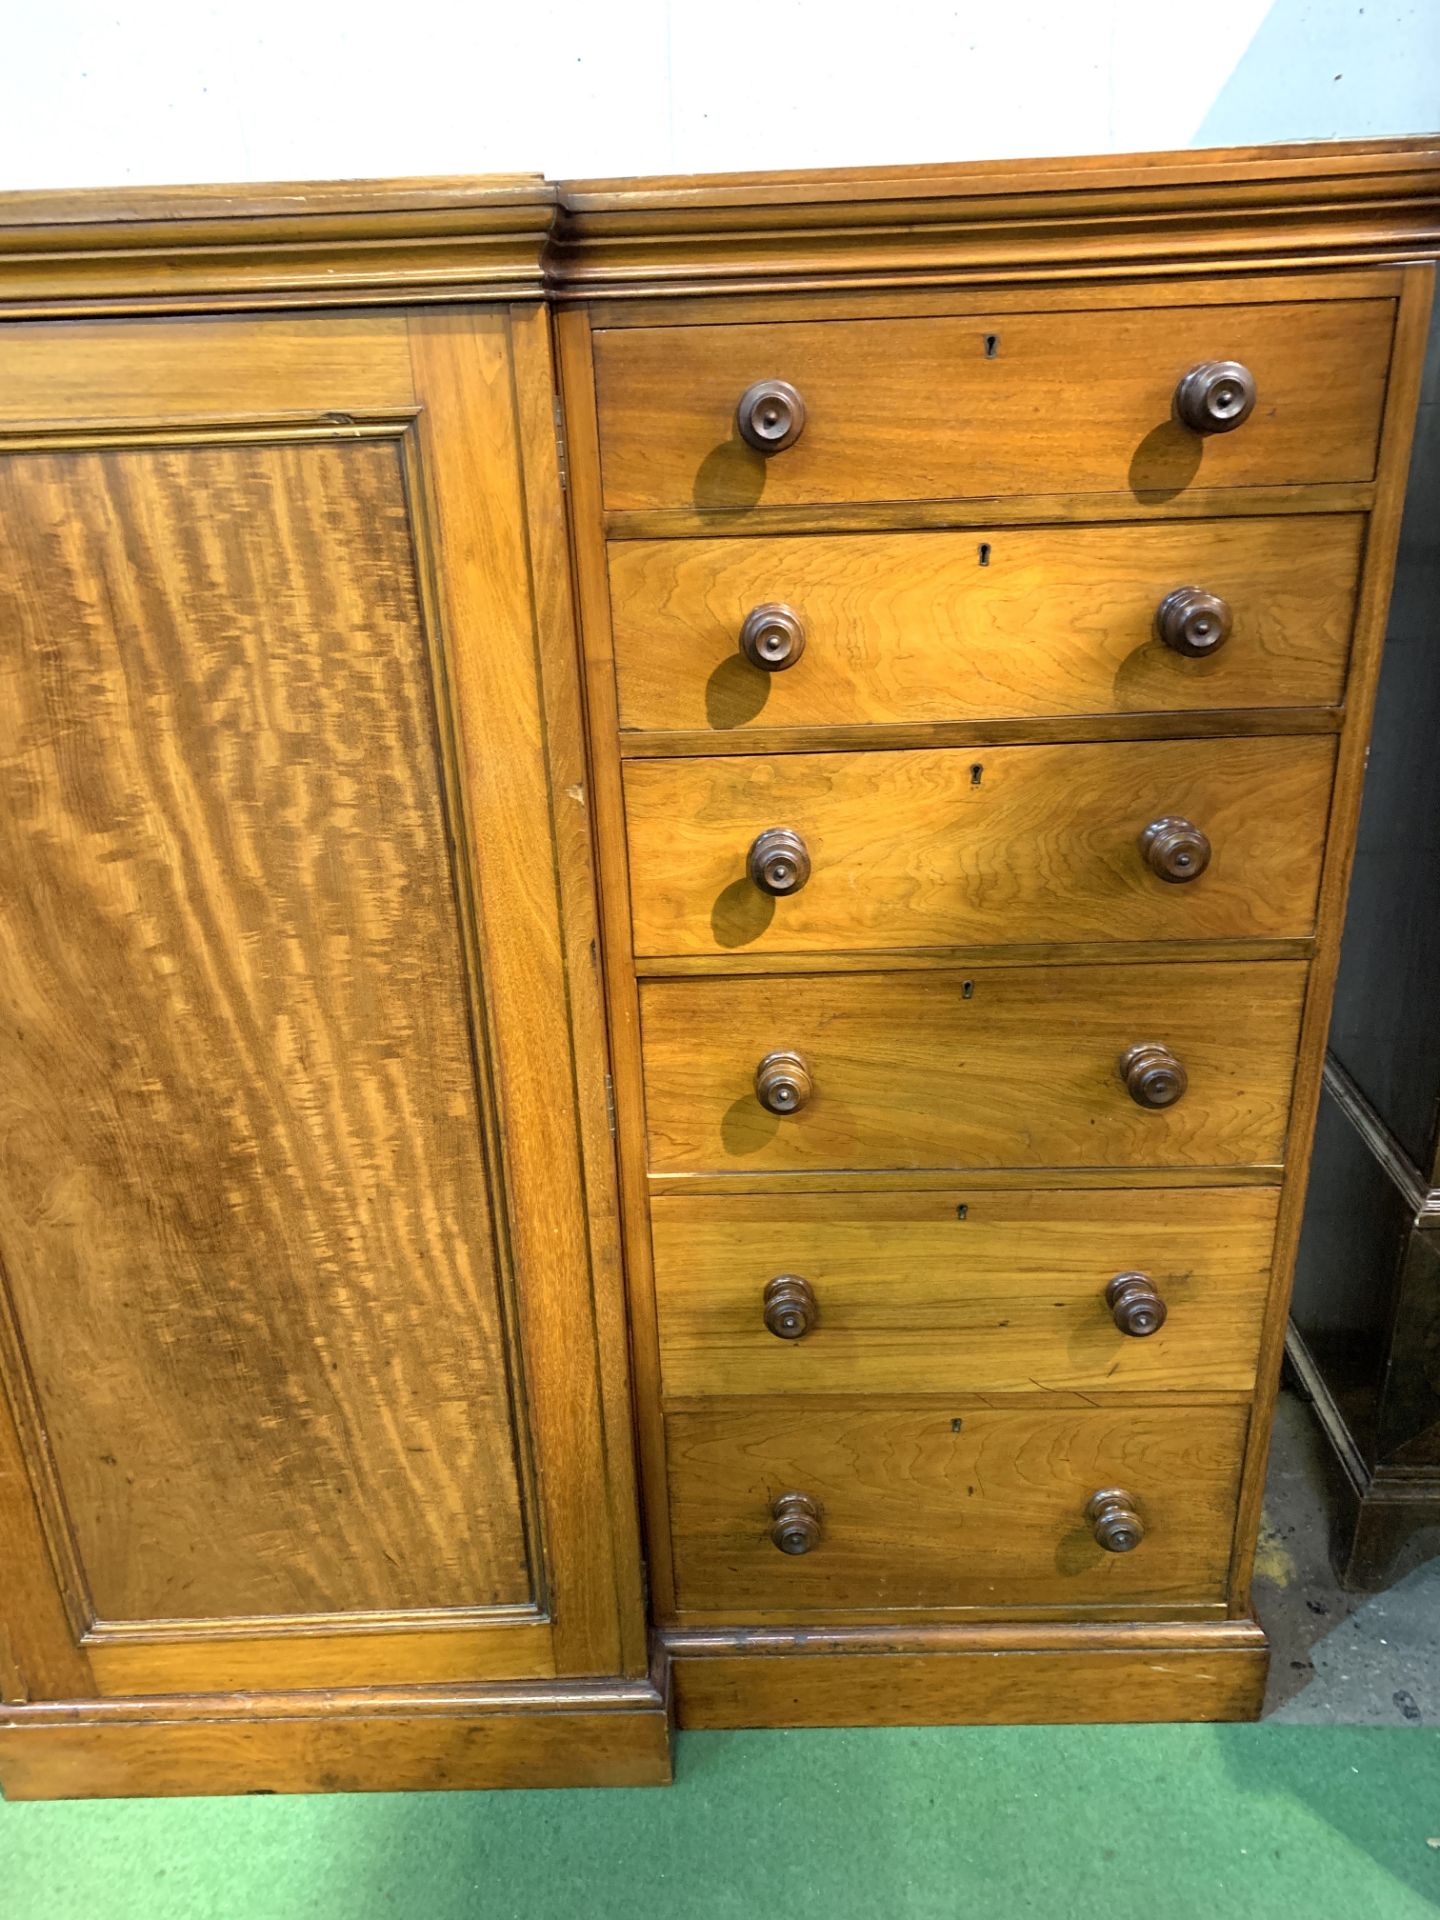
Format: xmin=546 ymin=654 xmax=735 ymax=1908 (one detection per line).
xmin=0 ymin=307 xmax=640 ymax=1700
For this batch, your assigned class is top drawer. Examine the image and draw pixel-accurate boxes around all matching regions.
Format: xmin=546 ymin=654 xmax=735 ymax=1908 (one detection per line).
xmin=592 ymin=297 xmax=1395 ymax=512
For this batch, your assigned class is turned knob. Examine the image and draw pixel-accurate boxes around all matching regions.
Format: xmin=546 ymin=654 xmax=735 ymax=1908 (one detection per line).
xmin=747 ymin=827 xmax=811 ymax=897
xmin=1156 ymin=586 xmax=1232 ymax=659
xmin=1106 ymin=1272 xmax=1168 ymax=1337
xmin=1139 ymin=816 xmax=1211 ymax=883
xmin=770 ymin=1491 xmax=821 ymax=1554
xmin=1086 ymin=1487 xmax=1145 ymax=1553
xmin=763 ymin=1274 xmax=817 ymax=1339
xmin=755 ymin=1049 xmax=813 ymax=1115
xmin=1174 ymin=360 xmax=1257 ymax=435
xmin=1119 ymin=1042 xmax=1188 ymax=1110
xmin=737 ymin=379 xmax=806 ymax=454
xmin=739 ymin=603 xmax=806 ymax=671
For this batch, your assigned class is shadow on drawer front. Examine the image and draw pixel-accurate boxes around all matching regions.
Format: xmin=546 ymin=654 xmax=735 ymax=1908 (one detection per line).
xmin=652 ymin=1187 xmax=1279 ymax=1398
xmin=624 ymin=736 xmax=1335 ymax=957
xmin=666 ymin=1404 xmax=1249 ymax=1613
xmin=608 ymin=516 xmax=1364 ymax=733
xmin=593 ymin=299 xmax=1394 ymax=511
xmin=640 ymin=961 xmax=1308 ymax=1174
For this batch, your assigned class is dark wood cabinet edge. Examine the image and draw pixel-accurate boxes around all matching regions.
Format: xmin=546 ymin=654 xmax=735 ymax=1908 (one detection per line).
xmin=1286 ymin=1325 xmax=1440 ymax=1589
xmin=1321 ymin=1055 xmax=1440 ymax=1223
xmin=0 ymin=1659 xmax=673 ymax=1800
xmin=664 ymin=1620 xmax=1267 ymax=1728
xmin=1222 ymin=262 xmax=1436 ymax=1614
xmin=0 ymin=139 xmax=1437 ymax=314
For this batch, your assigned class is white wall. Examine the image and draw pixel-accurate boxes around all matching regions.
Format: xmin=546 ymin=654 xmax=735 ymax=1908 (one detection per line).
xmin=1 ymin=0 xmax=1436 ymax=191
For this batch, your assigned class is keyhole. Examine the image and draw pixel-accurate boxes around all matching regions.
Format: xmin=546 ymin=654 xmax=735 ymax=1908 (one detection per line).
xmin=970 ymin=763 xmax=984 ymax=788
xmin=978 ymin=542 xmax=991 ymax=567
xmin=983 ymin=334 xmax=999 ymax=358
xmin=955 ymin=1203 xmax=969 ymax=1220
xmin=962 ymin=979 xmax=974 ymax=999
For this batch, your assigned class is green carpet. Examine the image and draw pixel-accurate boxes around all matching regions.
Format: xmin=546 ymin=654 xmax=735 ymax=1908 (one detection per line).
xmin=3 ymin=1726 xmax=1438 ymax=1918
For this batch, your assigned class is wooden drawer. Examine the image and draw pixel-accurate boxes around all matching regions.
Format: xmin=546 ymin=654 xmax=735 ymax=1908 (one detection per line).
xmin=666 ymin=1404 xmax=1249 ymax=1613
xmin=624 ymin=736 xmax=1333 ymax=958
xmin=593 ymin=298 xmax=1394 ymax=511
xmin=640 ymin=961 xmax=1308 ymax=1175
xmin=652 ymin=1187 xmax=1278 ymax=1399
xmin=609 ymin=516 xmax=1364 ymax=733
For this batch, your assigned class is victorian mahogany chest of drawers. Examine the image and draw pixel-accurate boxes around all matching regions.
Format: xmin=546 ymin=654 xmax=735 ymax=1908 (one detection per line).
xmin=0 ymin=140 xmax=1437 ymax=1796
xmin=556 ymin=147 xmax=1437 ymax=1733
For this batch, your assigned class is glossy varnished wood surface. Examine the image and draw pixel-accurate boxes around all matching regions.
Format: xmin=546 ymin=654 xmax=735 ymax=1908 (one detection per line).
xmin=665 ymin=1403 xmax=1248 ymax=1611
xmin=0 ymin=303 xmax=651 ymax=1751
xmin=0 ymin=314 xmax=415 ymax=423
xmin=667 ymin=1622 xmax=1266 ymax=1727
xmin=556 ymin=142 xmax=1440 ymax=295
xmin=592 ymin=297 xmax=1394 ymax=510
xmin=640 ymin=961 xmax=1308 ymax=1174
xmin=608 ymin=515 xmax=1363 ymax=732
xmin=623 ymin=736 xmax=1334 ymax=956
xmin=651 ymin=1187 xmax=1278 ymax=1398
xmin=0 ymin=434 xmax=530 ymax=1623
xmin=0 ymin=151 xmax=1431 ymax=1771
xmin=0 ymin=1670 xmax=672 ymax=1797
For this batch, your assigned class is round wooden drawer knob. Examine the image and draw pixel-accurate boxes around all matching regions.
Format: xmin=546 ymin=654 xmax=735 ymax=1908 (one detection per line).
xmin=1174 ymin=360 xmax=1257 ymax=434
xmin=1119 ymin=1042 xmax=1188 ymax=1109
xmin=755 ymin=1049 xmax=813 ymax=1115
xmin=748 ymin=827 xmax=811 ymax=897
xmin=1140 ymin=816 xmax=1211 ymax=883
xmin=1086 ymin=1487 xmax=1145 ymax=1553
xmin=737 ymin=379 xmax=806 ymax=454
xmin=763 ymin=1274 xmax=817 ymax=1339
xmin=770 ymin=1491 xmax=822 ymax=1554
xmin=739 ymin=603 xmax=806 ymax=671
xmin=1156 ymin=587 xmax=1232 ymax=658
xmin=1106 ymin=1272 xmax=1168 ymax=1337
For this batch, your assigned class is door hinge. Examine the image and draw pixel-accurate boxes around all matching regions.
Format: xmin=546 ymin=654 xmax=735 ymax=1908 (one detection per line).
xmin=553 ymin=396 xmax=569 ymax=492
xmin=604 ymin=1071 xmax=616 ymax=1138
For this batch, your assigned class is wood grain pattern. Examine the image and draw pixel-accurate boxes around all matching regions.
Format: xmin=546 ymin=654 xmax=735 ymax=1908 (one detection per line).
xmin=402 ymin=306 xmax=641 ymax=1683
xmin=503 ymin=304 xmax=653 ymax=1682
xmin=666 ymin=1404 xmax=1248 ymax=1611
xmin=0 ymin=433 xmax=530 ymax=1624
xmin=651 ymin=1187 xmax=1278 ymax=1398
xmin=608 ymin=516 xmax=1364 ymax=732
xmin=640 ymin=962 xmax=1309 ymax=1175
xmin=556 ymin=141 xmax=1440 ymax=295
xmin=623 ymin=737 xmax=1334 ymax=956
xmin=592 ymin=299 xmax=1394 ymax=510
xmin=0 ymin=315 xmax=414 ymax=423
xmin=0 ymin=1671 xmax=672 ymax=1798
xmin=589 ymin=270 xmax=1406 ymax=333
xmin=667 ymin=1623 xmax=1266 ymax=1727
xmin=605 ymin=482 xmax=1379 ymax=544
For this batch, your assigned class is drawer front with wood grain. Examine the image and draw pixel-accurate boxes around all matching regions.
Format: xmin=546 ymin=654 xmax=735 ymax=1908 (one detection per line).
xmin=608 ymin=516 xmax=1365 ymax=733
xmin=666 ymin=1403 xmax=1249 ymax=1613
xmin=652 ymin=1187 xmax=1279 ymax=1399
xmin=640 ymin=961 xmax=1308 ymax=1175
xmin=593 ymin=298 xmax=1394 ymax=511
xmin=624 ymin=736 xmax=1334 ymax=957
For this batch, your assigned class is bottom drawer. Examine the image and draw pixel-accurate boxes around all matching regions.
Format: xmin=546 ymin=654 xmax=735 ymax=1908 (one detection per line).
xmin=667 ymin=1404 xmax=1248 ymax=1614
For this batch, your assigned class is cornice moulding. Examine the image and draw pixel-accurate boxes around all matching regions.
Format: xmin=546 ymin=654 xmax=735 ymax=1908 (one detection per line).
xmin=0 ymin=140 xmax=1435 ymax=315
